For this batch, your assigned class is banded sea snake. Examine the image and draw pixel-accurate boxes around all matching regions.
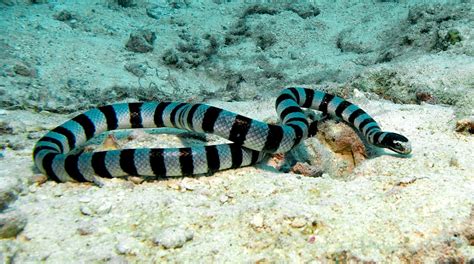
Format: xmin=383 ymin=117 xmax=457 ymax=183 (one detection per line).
xmin=33 ymin=87 xmax=412 ymax=183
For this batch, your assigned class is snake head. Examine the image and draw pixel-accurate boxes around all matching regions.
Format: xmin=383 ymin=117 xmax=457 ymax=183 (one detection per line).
xmin=381 ymin=133 xmax=412 ymax=155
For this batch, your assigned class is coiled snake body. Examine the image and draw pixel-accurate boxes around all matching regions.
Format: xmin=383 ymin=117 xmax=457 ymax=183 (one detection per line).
xmin=33 ymin=88 xmax=412 ymax=182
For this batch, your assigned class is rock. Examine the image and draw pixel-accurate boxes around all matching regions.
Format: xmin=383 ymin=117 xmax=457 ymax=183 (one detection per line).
xmin=125 ymin=30 xmax=156 ymax=53
xmin=124 ymin=63 xmax=147 ymax=78
xmin=78 ymin=196 xmax=91 ymax=203
xmin=96 ymin=203 xmax=112 ymax=215
xmin=250 ymin=214 xmax=264 ymax=229
xmin=107 ymin=256 xmax=129 ymax=264
xmin=128 ymin=176 xmax=144 ymax=185
xmin=0 ymin=177 xmax=21 ymax=211
xmin=290 ymin=218 xmax=307 ymax=228
xmin=219 ymin=194 xmax=229 ymax=203
xmin=13 ymin=62 xmax=36 ymax=77
xmin=80 ymin=206 xmax=94 ymax=216
xmin=153 ymin=226 xmax=194 ymax=249
xmin=0 ymin=210 xmax=27 ymax=238
xmin=117 ymin=0 xmax=135 ymax=8
xmin=77 ymin=222 xmax=97 ymax=235
xmin=53 ymin=10 xmax=74 ymax=21
xmin=286 ymin=3 xmax=320 ymax=19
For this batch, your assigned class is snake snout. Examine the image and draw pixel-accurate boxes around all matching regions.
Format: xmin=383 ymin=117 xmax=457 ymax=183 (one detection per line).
xmin=382 ymin=133 xmax=412 ymax=155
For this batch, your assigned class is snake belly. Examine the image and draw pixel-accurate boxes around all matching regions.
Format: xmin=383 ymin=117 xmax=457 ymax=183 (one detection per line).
xmin=33 ymin=87 xmax=411 ymax=182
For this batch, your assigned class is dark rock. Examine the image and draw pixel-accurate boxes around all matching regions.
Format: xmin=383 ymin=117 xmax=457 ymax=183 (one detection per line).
xmin=287 ymin=3 xmax=320 ymax=19
xmin=0 ymin=210 xmax=27 ymax=238
xmin=125 ymin=30 xmax=156 ymax=53
xmin=117 ymin=0 xmax=135 ymax=8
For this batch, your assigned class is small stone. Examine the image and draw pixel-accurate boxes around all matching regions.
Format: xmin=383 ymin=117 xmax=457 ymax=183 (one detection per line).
xmin=0 ymin=177 xmax=20 ymax=211
xmin=53 ymin=189 xmax=63 ymax=197
xmin=79 ymin=196 xmax=91 ymax=203
xmin=80 ymin=206 xmax=94 ymax=216
xmin=31 ymin=174 xmax=47 ymax=184
xmin=107 ymin=256 xmax=129 ymax=264
xmin=53 ymin=10 xmax=74 ymax=21
xmin=167 ymin=182 xmax=180 ymax=190
xmin=77 ymin=223 xmax=97 ymax=235
xmin=180 ymin=179 xmax=198 ymax=191
xmin=28 ymin=185 xmax=38 ymax=193
xmin=13 ymin=62 xmax=36 ymax=77
xmin=125 ymin=29 xmax=156 ymax=53
xmin=449 ymin=157 xmax=459 ymax=167
xmin=96 ymin=204 xmax=112 ymax=215
xmin=115 ymin=242 xmax=131 ymax=255
xmin=153 ymin=226 xmax=194 ymax=249
xmin=115 ymin=238 xmax=139 ymax=255
xmin=124 ymin=63 xmax=147 ymax=78
xmin=219 ymin=194 xmax=229 ymax=203
xmin=250 ymin=214 xmax=264 ymax=228
xmin=290 ymin=218 xmax=307 ymax=228
xmin=0 ymin=210 xmax=27 ymax=238
xmin=129 ymin=176 xmax=144 ymax=185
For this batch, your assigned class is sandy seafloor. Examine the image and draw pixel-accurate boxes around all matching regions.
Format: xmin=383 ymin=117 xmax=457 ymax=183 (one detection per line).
xmin=0 ymin=0 xmax=473 ymax=263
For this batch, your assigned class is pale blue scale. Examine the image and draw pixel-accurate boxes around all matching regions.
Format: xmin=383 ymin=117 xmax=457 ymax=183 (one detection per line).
xmin=51 ymin=155 xmax=71 ymax=182
xmin=191 ymin=146 xmax=208 ymax=174
xmin=276 ymin=98 xmax=298 ymax=114
xmin=140 ymin=102 xmax=159 ymax=128
xmin=189 ymin=104 xmax=208 ymax=132
xmin=294 ymin=88 xmax=305 ymax=104
xmin=277 ymin=126 xmax=297 ymax=153
xmin=213 ymin=110 xmax=237 ymax=140
xmin=327 ymin=96 xmax=344 ymax=114
xmin=134 ymin=148 xmax=153 ymax=176
xmin=362 ymin=122 xmax=379 ymax=135
xmin=244 ymin=120 xmax=269 ymax=150
xmin=216 ymin=145 xmax=232 ymax=170
xmin=112 ymin=104 xmax=132 ymax=129
xmin=311 ymin=91 xmax=326 ymax=109
xmin=84 ymin=108 xmax=108 ymax=134
xmin=341 ymin=104 xmax=360 ymax=122
xmin=105 ymin=150 xmax=125 ymax=177
xmin=354 ymin=113 xmax=371 ymax=129
xmin=161 ymin=102 xmax=180 ymax=128
xmin=61 ymin=120 xmax=86 ymax=148
xmin=163 ymin=148 xmax=182 ymax=176
xmin=77 ymin=153 xmax=95 ymax=182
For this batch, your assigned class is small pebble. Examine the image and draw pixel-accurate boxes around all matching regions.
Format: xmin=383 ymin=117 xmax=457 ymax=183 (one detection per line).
xmin=31 ymin=174 xmax=47 ymax=184
xmin=449 ymin=157 xmax=459 ymax=167
xmin=13 ymin=62 xmax=35 ymax=77
xmin=79 ymin=196 xmax=91 ymax=203
xmin=0 ymin=177 xmax=20 ymax=211
xmin=153 ymin=226 xmax=194 ymax=249
xmin=96 ymin=204 xmax=112 ymax=215
xmin=115 ymin=241 xmax=132 ymax=255
xmin=219 ymin=194 xmax=229 ymax=203
xmin=128 ymin=176 xmax=144 ymax=185
xmin=80 ymin=206 xmax=94 ymax=216
xmin=28 ymin=185 xmax=38 ymax=193
xmin=0 ymin=210 xmax=27 ymax=238
xmin=77 ymin=223 xmax=97 ymax=236
xmin=53 ymin=189 xmax=63 ymax=197
xmin=250 ymin=214 xmax=264 ymax=228
xmin=290 ymin=218 xmax=307 ymax=228
xmin=180 ymin=179 xmax=198 ymax=191
xmin=115 ymin=238 xmax=139 ymax=255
